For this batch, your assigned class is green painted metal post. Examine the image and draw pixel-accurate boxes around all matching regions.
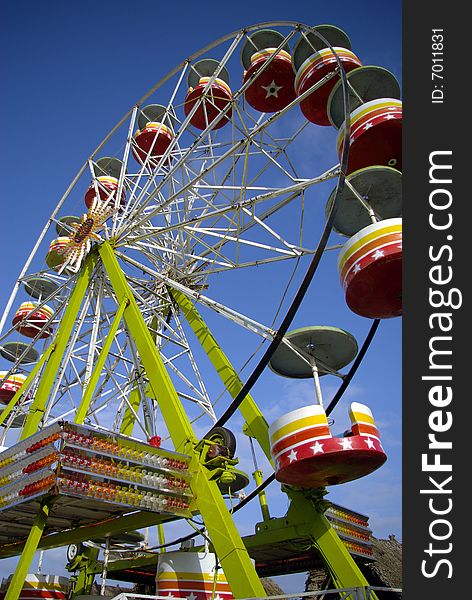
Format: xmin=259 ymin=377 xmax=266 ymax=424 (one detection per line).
xmin=20 ymin=252 xmax=98 ymax=440
xmin=5 ymin=498 xmax=53 ymax=600
xmin=157 ymin=523 xmax=166 ymax=550
xmin=0 ymin=512 xmax=174 ymax=559
xmin=253 ymin=469 xmax=271 ymax=522
xmin=98 ymin=242 xmax=266 ymax=598
xmin=170 ymin=289 xmax=272 ymax=462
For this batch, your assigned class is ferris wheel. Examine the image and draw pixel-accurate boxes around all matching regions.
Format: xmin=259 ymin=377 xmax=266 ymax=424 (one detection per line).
xmin=0 ymin=21 xmax=402 ymax=600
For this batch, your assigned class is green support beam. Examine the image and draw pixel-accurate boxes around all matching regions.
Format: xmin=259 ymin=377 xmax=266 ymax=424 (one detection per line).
xmin=253 ymin=469 xmax=271 ymax=522
xmin=99 ymin=243 xmax=194 ymax=453
xmin=20 ymin=253 xmax=98 ymax=440
xmin=170 ymin=289 xmax=272 ymax=462
xmin=4 ymin=498 xmax=53 ymax=600
xmin=98 ymin=241 xmax=266 ymax=598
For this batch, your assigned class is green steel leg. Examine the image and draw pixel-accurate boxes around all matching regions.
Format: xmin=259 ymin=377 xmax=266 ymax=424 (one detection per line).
xmin=98 ymin=242 xmax=266 ymax=598
xmin=157 ymin=523 xmax=166 ymax=550
xmin=253 ymin=469 xmax=270 ymax=522
xmin=170 ymin=289 xmax=272 ymax=462
xmin=5 ymin=498 xmax=53 ymax=600
xmin=118 ymin=314 xmax=162 ymax=436
xmin=75 ymin=297 xmax=128 ymax=424
xmin=20 ymin=252 xmax=98 ymax=440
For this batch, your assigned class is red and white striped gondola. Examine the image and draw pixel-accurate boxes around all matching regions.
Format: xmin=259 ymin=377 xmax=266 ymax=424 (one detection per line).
xmin=241 ymin=29 xmax=295 ymax=113
xmin=184 ymin=59 xmax=232 ymax=130
xmin=292 ymin=25 xmax=361 ymax=126
xmin=270 ymin=402 xmax=386 ymax=488
xmin=156 ymin=551 xmax=233 ymax=600
xmin=326 ymin=165 xmax=403 ymax=318
xmin=338 ymin=217 xmax=402 ymax=319
xmin=0 ymin=372 xmax=26 ymax=404
xmin=12 ymin=303 xmax=54 ymax=339
xmin=268 ymin=326 xmax=386 ymax=488
xmin=133 ymin=105 xmax=174 ymax=165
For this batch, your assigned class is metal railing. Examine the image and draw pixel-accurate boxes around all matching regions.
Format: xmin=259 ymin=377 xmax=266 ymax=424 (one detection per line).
xmin=111 ymin=587 xmax=402 ymax=600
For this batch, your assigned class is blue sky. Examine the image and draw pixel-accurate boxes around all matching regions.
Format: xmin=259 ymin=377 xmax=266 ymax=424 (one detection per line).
xmin=0 ymin=0 xmax=401 ymax=593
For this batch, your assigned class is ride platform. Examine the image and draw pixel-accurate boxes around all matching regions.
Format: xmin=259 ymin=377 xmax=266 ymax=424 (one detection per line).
xmin=76 ymin=502 xmax=374 ymax=584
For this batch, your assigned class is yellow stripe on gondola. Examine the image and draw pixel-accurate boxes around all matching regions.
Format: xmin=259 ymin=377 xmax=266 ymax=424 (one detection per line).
xmin=198 ymin=76 xmax=232 ymax=96
xmin=338 ymin=223 xmax=402 ymax=272
xmin=270 ymin=414 xmax=329 ymax=444
xmin=350 ymin=412 xmax=375 ymax=425
xmin=337 ymin=100 xmax=402 ymax=146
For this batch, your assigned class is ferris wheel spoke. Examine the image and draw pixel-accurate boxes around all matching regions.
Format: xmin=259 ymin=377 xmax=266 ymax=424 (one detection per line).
xmin=185 ymin=224 xmax=302 ymax=258
xmin=83 ymin=278 xmax=104 ymax=387
xmin=120 ymin=173 xmax=328 ymax=257
xmin=109 ymin=106 xmax=139 ymax=236
xmin=161 ymin=349 xmax=212 ymax=405
xmin=119 ymin=135 xmax=300 ymax=245
xmin=39 ymin=288 xmax=95 ymax=424
xmin=116 ymin=250 xmax=276 ymax=344
xmin=131 ymin=239 xmax=236 ymax=271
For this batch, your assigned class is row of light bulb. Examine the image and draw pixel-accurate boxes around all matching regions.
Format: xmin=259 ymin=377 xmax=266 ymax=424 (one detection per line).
xmin=61 ymin=450 xmax=190 ymax=492
xmin=63 ymin=430 xmax=189 ymax=472
xmin=343 ymin=540 xmax=373 ymax=556
xmin=331 ymin=521 xmax=370 ymax=541
xmin=0 ymin=473 xmax=55 ymax=508
xmin=327 ymin=507 xmax=369 ymax=527
xmin=58 ymin=475 xmax=190 ymax=512
xmin=0 ymin=432 xmax=61 ymax=470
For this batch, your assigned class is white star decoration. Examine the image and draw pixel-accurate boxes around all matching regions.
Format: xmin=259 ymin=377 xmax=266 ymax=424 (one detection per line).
xmin=214 ymin=595 xmax=223 ymax=600
xmin=262 ymin=80 xmax=283 ymax=98
xmin=353 ymin=263 xmax=362 ymax=274
xmin=310 ymin=441 xmax=324 ymax=454
xmin=364 ymin=437 xmax=375 ymax=449
xmin=364 ymin=122 xmax=374 ymax=130
xmin=187 ymin=594 xmax=197 ymax=600
xmin=288 ymin=449 xmax=298 ymax=463
xmin=385 ymin=114 xmax=397 ymax=119
xmin=372 ymin=249 xmax=385 ymax=260
xmin=339 ymin=438 xmax=353 ymax=450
